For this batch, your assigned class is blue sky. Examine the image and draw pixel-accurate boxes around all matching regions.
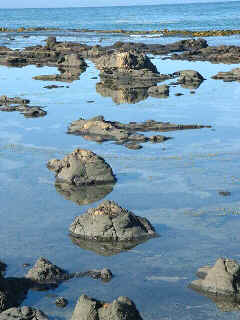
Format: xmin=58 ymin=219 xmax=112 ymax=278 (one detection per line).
xmin=0 ymin=0 xmax=238 ymax=8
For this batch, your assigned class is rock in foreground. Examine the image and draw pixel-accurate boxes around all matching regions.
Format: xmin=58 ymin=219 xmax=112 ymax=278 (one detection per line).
xmin=69 ymin=200 xmax=156 ymax=241
xmin=190 ymin=257 xmax=240 ymax=296
xmin=0 ymin=307 xmax=49 ymax=320
xmin=71 ymin=294 xmax=143 ymax=320
xmin=47 ymin=149 xmax=116 ymax=186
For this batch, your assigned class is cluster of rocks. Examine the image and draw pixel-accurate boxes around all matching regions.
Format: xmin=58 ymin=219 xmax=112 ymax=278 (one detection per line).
xmin=168 ymin=45 xmax=240 ymax=64
xmin=0 ymin=96 xmax=46 ymax=118
xmin=67 ymin=115 xmax=210 ymax=150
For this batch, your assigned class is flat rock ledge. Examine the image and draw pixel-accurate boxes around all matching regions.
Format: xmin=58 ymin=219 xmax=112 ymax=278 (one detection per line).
xmin=47 ymin=149 xmax=116 ymax=186
xmin=212 ymin=68 xmax=240 ymax=82
xmin=190 ymin=257 xmax=240 ymax=296
xmin=69 ymin=200 xmax=156 ymax=241
xmin=71 ymin=294 xmax=143 ymax=320
xmin=0 ymin=307 xmax=49 ymax=320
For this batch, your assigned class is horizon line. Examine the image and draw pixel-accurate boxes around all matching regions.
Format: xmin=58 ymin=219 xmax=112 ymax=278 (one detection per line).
xmin=0 ymin=0 xmax=239 ymax=10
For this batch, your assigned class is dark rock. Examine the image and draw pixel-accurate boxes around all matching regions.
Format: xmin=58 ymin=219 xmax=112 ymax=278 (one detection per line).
xmin=125 ymin=143 xmax=142 ymax=150
xmin=71 ymin=294 xmax=143 ymax=320
xmin=148 ymin=84 xmax=169 ymax=97
xmin=55 ymin=297 xmax=68 ymax=308
xmin=0 ymin=261 xmax=6 ymax=274
xmin=219 ymin=191 xmax=231 ymax=196
xmin=43 ymin=85 xmax=64 ymax=89
xmin=0 ymin=306 xmax=49 ymax=320
xmin=47 ymin=149 xmax=116 ymax=186
xmin=0 ymin=95 xmax=30 ymax=105
xmin=190 ymin=257 xmax=240 ymax=296
xmin=45 ymin=36 xmax=57 ymax=49
xmin=69 ymin=200 xmax=156 ymax=241
xmin=175 ymin=93 xmax=184 ymax=96
xmin=0 ymin=105 xmax=47 ymax=118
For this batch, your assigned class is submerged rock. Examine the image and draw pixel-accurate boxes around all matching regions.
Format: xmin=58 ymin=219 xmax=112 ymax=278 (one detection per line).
xmin=0 ymin=307 xmax=49 ymax=320
xmin=47 ymin=149 xmax=116 ymax=186
xmin=69 ymin=200 xmax=156 ymax=241
xmin=71 ymin=294 xmax=143 ymax=320
xmin=190 ymin=257 xmax=240 ymax=296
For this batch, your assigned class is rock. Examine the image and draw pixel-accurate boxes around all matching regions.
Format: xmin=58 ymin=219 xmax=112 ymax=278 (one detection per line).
xmin=148 ymin=84 xmax=169 ymax=97
xmin=54 ymin=182 xmax=115 ymax=205
xmin=219 ymin=191 xmax=231 ymax=196
xmin=68 ymin=116 xmax=209 ymax=149
xmin=74 ymin=268 xmax=113 ymax=282
xmin=125 ymin=143 xmax=142 ymax=150
xmin=177 ymin=70 xmax=204 ymax=83
xmin=175 ymin=93 xmax=184 ymax=96
xmin=190 ymin=257 xmax=240 ymax=296
xmin=45 ymin=36 xmax=57 ymax=49
xmin=69 ymin=200 xmax=156 ymax=241
xmin=43 ymin=85 xmax=64 ymax=89
xmin=25 ymin=257 xmax=68 ymax=284
xmin=0 ymin=95 xmax=30 ymax=105
xmin=0 ymin=105 xmax=47 ymax=118
xmin=0 ymin=306 xmax=49 ymax=320
xmin=57 ymin=54 xmax=87 ymax=68
xmin=0 ymin=261 xmax=6 ymax=274
xmin=55 ymin=297 xmax=68 ymax=308
xmin=71 ymin=294 xmax=143 ymax=320
xmin=47 ymin=149 xmax=116 ymax=186
xmin=212 ymin=68 xmax=240 ymax=82
xmin=33 ymin=67 xmax=85 ymax=83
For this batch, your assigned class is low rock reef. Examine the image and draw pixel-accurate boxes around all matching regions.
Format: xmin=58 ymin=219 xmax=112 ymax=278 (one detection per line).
xmin=71 ymin=294 xmax=143 ymax=320
xmin=212 ymin=68 xmax=240 ymax=82
xmin=69 ymin=200 xmax=156 ymax=241
xmin=47 ymin=148 xmax=116 ymax=186
xmin=68 ymin=115 xmax=211 ymax=150
xmin=0 ymin=96 xmax=46 ymax=118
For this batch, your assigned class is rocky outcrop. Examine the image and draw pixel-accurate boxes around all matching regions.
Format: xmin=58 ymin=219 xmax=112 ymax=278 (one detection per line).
xmin=0 ymin=307 xmax=49 ymax=320
xmin=47 ymin=149 xmax=116 ymax=186
xmin=69 ymin=200 xmax=156 ymax=241
xmin=190 ymin=257 xmax=240 ymax=296
xmin=55 ymin=182 xmax=115 ymax=206
xmin=68 ymin=115 xmax=210 ymax=149
xmin=0 ymin=105 xmax=47 ymax=118
xmin=71 ymin=294 xmax=143 ymax=320
xmin=148 ymin=84 xmax=169 ymax=97
xmin=175 ymin=70 xmax=204 ymax=88
xmin=212 ymin=68 xmax=240 ymax=82
xmin=57 ymin=53 xmax=87 ymax=68
xmin=33 ymin=67 xmax=85 ymax=83
xmin=0 ymin=96 xmax=30 ymax=105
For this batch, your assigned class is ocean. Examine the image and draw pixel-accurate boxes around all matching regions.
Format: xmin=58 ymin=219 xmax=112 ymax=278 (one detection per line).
xmin=1 ymin=2 xmax=240 ymax=320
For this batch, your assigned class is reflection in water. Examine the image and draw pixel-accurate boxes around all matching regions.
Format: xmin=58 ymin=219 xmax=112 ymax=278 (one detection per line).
xmin=180 ymin=81 xmax=203 ymax=90
xmin=96 ymin=81 xmax=149 ymax=104
xmin=70 ymin=235 xmax=155 ymax=256
xmin=190 ymin=286 xmax=240 ymax=312
xmin=55 ymin=182 xmax=115 ymax=205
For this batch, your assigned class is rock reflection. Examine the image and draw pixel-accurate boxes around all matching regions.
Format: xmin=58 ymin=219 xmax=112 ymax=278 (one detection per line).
xmin=96 ymin=81 xmax=149 ymax=104
xmin=55 ymin=182 xmax=115 ymax=205
xmin=70 ymin=235 xmax=153 ymax=256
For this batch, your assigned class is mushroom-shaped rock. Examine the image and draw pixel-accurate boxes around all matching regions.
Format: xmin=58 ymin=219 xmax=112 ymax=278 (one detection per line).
xmin=69 ymin=200 xmax=156 ymax=241
xmin=0 ymin=307 xmax=49 ymax=320
xmin=71 ymin=294 xmax=143 ymax=320
xmin=47 ymin=149 xmax=116 ymax=186
xmin=148 ymin=84 xmax=169 ymax=97
xmin=57 ymin=54 xmax=87 ymax=68
xmin=25 ymin=257 xmax=68 ymax=284
xmin=190 ymin=257 xmax=240 ymax=296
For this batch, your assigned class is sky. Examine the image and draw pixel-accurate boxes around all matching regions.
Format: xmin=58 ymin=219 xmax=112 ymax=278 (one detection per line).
xmin=0 ymin=0 xmax=238 ymax=8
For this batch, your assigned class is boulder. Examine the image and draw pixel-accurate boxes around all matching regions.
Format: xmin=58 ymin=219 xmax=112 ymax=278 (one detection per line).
xmin=148 ymin=84 xmax=169 ymax=97
xmin=69 ymin=200 xmax=156 ymax=241
xmin=25 ymin=257 xmax=68 ymax=284
xmin=47 ymin=149 xmax=116 ymax=186
xmin=71 ymin=294 xmax=143 ymax=320
xmin=190 ymin=257 xmax=240 ymax=296
xmin=0 ymin=307 xmax=49 ymax=320
xmin=176 ymin=70 xmax=204 ymax=83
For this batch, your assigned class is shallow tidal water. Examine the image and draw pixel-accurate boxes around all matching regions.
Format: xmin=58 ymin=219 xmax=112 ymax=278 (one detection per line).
xmin=1 ymin=56 xmax=240 ymax=320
